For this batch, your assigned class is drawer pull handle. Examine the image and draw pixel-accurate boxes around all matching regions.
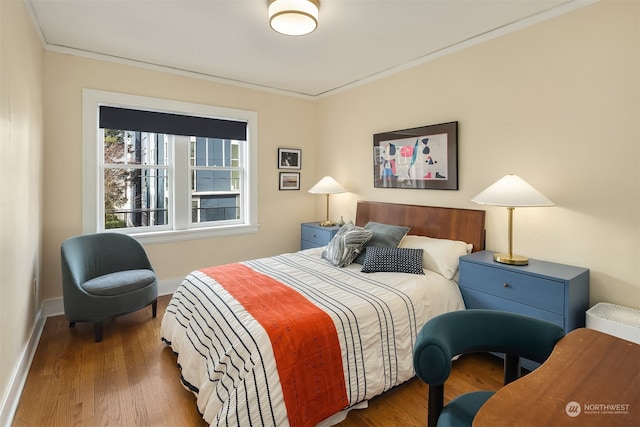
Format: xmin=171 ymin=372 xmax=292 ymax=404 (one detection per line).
xmin=503 ymin=283 xmax=510 ymax=288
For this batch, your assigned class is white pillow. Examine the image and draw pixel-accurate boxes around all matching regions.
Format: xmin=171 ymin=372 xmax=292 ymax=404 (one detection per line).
xmin=399 ymin=235 xmax=472 ymax=279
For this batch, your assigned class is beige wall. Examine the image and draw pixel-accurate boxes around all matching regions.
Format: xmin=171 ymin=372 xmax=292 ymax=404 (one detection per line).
xmin=42 ymin=54 xmax=320 ymax=299
xmin=0 ymin=0 xmax=44 ymax=416
xmin=317 ymin=0 xmax=639 ymax=308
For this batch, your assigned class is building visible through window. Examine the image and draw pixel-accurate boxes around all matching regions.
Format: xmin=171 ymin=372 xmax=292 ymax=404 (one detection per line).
xmin=190 ymin=136 xmax=240 ymax=223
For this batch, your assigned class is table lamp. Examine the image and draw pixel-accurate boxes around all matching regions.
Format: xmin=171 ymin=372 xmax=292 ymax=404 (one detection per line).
xmin=471 ymin=174 xmax=554 ymax=265
xmin=308 ymin=176 xmax=346 ymax=226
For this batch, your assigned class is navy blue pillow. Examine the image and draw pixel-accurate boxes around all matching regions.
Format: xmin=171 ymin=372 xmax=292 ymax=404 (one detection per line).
xmin=360 ymin=246 xmax=424 ymax=275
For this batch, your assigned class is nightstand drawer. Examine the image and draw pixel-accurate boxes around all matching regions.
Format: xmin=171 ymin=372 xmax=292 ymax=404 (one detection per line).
xmin=461 ymin=288 xmax=564 ymax=327
xmin=459 ymin=262 xmax=564 ymax=314
xmin=300 ymin=222 xmax=340 ymax=250
xmin=301 ymin=226 xmax=334 ymax=245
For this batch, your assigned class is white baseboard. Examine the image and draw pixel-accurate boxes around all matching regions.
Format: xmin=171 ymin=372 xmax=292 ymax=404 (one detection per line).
xmin=158 ymin=277 xmax=183 ymax=297
xmin=0 ymin=277 xmax=182 ymax=425
xmin=0 ymin=308 xmax=46 ymax=427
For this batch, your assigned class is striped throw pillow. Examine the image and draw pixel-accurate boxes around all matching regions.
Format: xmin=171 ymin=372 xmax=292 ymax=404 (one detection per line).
xmin=322 ymin=223 xmax=374 ymax=267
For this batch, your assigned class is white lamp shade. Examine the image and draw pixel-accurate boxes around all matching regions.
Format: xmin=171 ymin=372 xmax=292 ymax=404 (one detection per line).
xmin=308 ymin=176 xmax=346 ymax=194
xmin=471 ymin=174 xmax=554 ymax=207
xmin=268 ymin=0 xmax=319 ymax=36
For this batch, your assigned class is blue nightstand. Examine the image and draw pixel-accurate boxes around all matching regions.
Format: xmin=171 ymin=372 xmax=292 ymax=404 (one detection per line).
xmin=459 ymin=250 xmax=589 ymax=369
xmin=300 ymin=222 xmax=340 ymax=250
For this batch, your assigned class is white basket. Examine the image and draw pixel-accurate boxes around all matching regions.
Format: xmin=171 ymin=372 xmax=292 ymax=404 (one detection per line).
xmin=586 ymin=302 xmax=640 ymax=344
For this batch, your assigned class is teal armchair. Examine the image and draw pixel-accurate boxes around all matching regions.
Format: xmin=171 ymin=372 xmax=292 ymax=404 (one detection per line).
xmin=413 ymin=309 xmax=565 ymax=427
xmin=61 ymin=233 xmax=158 ymax=342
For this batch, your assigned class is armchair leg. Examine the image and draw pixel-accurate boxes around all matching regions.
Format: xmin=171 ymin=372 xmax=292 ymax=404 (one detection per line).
xmin=428 ymin=384 xmax=444 ymax=427
xmin=504 ymin=354 xmax=521 ymax=385
xmin=69 ymin=321 xmax=76 ymax=327
xmin=152 ymin=299 xmax=157 ymax=318
xmin=94 ymin=321 xmax=103 ymax=343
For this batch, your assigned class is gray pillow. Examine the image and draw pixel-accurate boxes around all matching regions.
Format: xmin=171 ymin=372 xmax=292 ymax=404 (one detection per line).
xmin=361 ymin=246 xmax=425 ymax=275
xmin=353 ymin=221 xmax=410 ymax=264
xmin=322 ymin=223 xmax=374 ymax=267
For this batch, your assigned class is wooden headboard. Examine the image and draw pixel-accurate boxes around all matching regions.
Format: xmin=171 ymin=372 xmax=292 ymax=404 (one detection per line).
xmin=354 ymin=201 xmax=486 ymax=252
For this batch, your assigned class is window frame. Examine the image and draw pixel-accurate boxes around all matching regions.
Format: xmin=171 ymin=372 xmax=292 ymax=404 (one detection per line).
xmin=83 ymin=89 xmax=259 ymax=244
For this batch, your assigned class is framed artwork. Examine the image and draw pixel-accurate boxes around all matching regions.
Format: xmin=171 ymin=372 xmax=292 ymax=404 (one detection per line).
xmin=279 ymin=172 xmax=300 ymax=190
xmin=373 ymin=121 xmax=458 ymax=190
xmin=278 ymin=148 xmax=301 ymax=169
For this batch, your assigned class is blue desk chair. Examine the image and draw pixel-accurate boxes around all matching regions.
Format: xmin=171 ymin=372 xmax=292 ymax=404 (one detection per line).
xmin=61 ymin=233 xmax=158 ymax=342
xmin=413 ymin=309 xmax=565 ymax=427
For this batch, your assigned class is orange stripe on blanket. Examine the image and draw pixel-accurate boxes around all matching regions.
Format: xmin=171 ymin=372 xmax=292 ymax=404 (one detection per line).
xmin=201 ymin=263 xmax=348 ymax=427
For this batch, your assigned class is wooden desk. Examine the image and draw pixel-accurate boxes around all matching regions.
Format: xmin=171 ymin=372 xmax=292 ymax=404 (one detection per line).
xmin=474 ymin=328 xmax=640 ymax=426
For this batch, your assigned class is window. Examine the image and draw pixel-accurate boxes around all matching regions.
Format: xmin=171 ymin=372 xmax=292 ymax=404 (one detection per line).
xmin=83 ymin=89 xmax=258 ymax=244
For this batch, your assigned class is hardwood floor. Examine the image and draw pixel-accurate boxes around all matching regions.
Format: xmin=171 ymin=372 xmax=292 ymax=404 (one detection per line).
xmin=13 ymin=295 xmax=504 ymax=426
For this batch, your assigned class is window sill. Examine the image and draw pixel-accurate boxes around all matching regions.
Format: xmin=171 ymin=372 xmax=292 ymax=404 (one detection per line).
xmin=128 ymin=224 xmax=260 ymax=245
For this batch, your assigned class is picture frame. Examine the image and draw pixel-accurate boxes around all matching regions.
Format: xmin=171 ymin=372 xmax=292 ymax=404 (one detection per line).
xmin=373 ymin=121 xmax=458 ymax=190
xmin=278 ymin=148 xmax=301 ymax=170
xmin=279 ymin=172 xmax=300 ymax=190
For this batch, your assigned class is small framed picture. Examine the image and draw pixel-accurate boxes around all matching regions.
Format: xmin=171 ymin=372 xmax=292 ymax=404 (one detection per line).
xmin=278 ymin=148 xmax=301 ymax=169
xmin=279 ymin=172 xmax=300 ymax=190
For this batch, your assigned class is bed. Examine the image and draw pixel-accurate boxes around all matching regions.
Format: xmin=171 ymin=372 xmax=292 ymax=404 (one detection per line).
xmin=161 ymin=201 xmax=485 ymax=426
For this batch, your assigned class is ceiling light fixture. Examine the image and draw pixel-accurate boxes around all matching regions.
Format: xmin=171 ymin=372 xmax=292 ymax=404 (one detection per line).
xmin=268 ymin=0 xmax=320 ymax=36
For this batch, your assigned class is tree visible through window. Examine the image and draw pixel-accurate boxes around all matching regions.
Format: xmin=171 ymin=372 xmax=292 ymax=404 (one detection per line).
xmin=103 ymin=129 xmax=129 ymax=229
xmin=101 ymin=129 xmax=170 ymax=230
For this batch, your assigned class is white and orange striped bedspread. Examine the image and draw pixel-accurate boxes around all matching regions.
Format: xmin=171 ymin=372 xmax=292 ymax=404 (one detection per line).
xmin=160 ymin=248 xmax=464 ymax=426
